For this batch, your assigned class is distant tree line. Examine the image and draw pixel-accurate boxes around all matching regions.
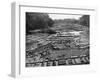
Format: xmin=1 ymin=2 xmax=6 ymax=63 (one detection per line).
xmin=54 ymin=19 xmax=79 ymax=24
xmin=53 ymin=15 xmax=90 ymax=27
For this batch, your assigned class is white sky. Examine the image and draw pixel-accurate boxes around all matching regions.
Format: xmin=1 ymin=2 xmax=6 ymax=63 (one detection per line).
xmin=48 ymin=14 xmax=82 ymax=20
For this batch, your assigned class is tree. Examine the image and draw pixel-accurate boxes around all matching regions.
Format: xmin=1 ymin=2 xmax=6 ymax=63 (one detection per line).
xmin=47 ymin=18 xmax=54 ymax=27
xmin=26 ymin=12 xmax=54 ymax=34
xmin=79 ymin=15 xmax=90 ymax=27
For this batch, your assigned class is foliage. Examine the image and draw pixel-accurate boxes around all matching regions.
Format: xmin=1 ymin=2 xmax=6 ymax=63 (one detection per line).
xmin=79 ymin=15 xmax=90 ymax=27
xmin=26 ymin=12 xmax=54 ymax=34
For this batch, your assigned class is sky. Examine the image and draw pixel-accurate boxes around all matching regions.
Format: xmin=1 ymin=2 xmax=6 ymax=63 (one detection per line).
xmin=48 ymin=13 xmax=82 ymax=20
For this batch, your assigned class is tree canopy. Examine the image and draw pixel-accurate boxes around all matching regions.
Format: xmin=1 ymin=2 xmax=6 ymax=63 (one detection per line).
xmin=79 ymin=15 xmax=90 ymax=27
xmin=26 ymin=12 xmax=54 ymax=34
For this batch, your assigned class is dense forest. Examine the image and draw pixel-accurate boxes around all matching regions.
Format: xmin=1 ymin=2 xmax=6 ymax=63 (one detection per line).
xmin=26 ymin=12 xmax=54 ymax=34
